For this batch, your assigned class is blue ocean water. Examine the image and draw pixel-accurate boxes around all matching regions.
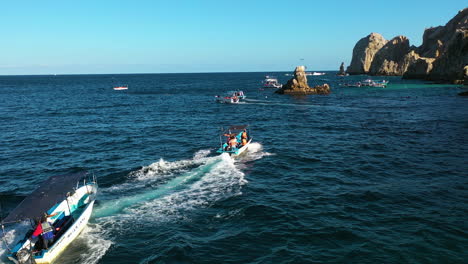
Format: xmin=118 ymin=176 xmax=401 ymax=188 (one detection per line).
xmin=0 ymin=72 xmax=467 ymax=263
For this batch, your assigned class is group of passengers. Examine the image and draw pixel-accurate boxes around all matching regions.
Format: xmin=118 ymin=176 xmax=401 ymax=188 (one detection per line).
xmin=224 ymin=129 xmax=248 ymax=151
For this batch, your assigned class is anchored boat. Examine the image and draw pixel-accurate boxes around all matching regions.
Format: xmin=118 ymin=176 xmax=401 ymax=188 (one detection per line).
xmin=217 ymin=125 xmax=252 ymax=156
xmin=1 ymin=172 xmax=98 ymax=264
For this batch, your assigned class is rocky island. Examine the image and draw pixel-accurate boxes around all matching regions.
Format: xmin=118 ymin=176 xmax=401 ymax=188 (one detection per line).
xmin=347 ymin=8 xmax=467 ymax=84
xmin=275 ymin=66 xmax=330 ymax=95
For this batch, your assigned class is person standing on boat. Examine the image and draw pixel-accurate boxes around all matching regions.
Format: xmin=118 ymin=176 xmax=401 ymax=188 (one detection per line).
xmin=228 ymin=135 xmax=238 ymax=150
xmin=241 ymin=129 xmax=248 ymax=146
xmin=31 ymin=218 xmax=43 ymax=243
xmin=41 ymin=215 xmax=55 ymax=249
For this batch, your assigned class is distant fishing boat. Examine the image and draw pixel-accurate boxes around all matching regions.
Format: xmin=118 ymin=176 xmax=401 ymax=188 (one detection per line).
xmin=113 ymin=85 xmax=128 ymax=90
xmin=217 ymin=125 xmax=252 ymax=156
xmin=215 ymin=91 xmax=246 ymax=104
xmin=263 ymin=76 xmax=282 ymax=88
xmin=2 ymin=172 xmax=98 ymax=264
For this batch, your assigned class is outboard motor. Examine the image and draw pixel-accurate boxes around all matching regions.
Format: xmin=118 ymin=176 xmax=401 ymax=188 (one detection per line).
xmin=9 ymin=248 xmax=36 ymax=264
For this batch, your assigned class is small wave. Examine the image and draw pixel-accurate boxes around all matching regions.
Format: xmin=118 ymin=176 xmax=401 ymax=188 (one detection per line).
xmin=236 ymin=142 xmax=275 ymax=163
xmin=52 ymin=224 xmax=112 ymax=264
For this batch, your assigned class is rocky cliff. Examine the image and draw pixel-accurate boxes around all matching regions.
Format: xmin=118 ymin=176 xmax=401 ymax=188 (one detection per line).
xmin=275 ymin=66 xmax=331 ymax=95
xmin=369 ymin=36 xmax=411 ymax=75
xmin=347 ymin=33 xmax=387 ymax=74
xmin=348 ymin=8 xmax=468 ymax=84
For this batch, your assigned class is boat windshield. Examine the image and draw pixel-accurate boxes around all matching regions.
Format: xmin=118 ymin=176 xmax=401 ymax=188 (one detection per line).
xmin=2 ymin=172 xmax=88 ymax=223
xmin=221 ymin=125 xmax=249 ymax=135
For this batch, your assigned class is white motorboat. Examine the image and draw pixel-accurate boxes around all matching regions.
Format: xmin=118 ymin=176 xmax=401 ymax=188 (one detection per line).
xmin=262 ymin=76 xmax=282 ymax=88
xmin=2 ymin=172 xmax=98 ymax=264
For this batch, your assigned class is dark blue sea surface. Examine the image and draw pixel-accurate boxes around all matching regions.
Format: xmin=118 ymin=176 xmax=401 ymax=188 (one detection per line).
xmin=0 ymin=72 xmax=467 ymax=263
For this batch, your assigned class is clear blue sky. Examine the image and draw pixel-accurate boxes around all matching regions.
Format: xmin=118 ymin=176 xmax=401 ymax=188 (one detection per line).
xmin=1 ymin=0 xmax=466 ymax=75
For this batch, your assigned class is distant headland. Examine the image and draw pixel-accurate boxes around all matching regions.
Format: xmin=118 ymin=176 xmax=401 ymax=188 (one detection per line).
xmin=346 ymin=8 xmax=467 ymax=85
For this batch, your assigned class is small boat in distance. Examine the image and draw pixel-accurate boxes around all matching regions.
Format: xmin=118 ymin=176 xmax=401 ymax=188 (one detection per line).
xmin=341 ymin=79 xmax=389 ymax=88
xmin=215 ymin=91 xmax=246 ymax=104
xmin=305 ymin=72 xmax=326 ymax=76
xmin=361 ymin=79 xmax=389 ymax=88
xmin=217 ymin=125 xmax=252 ymax=156
xmin=263 ymin=76 xmax=282 ymax=89
xmin=113 ymin=85 xmax=128 ymax=90
xmin=2 ymin=172 xmax=98 ymax=264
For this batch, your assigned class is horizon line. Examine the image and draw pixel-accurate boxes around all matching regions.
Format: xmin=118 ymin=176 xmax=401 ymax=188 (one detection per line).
xmin=0 ymin=69 xmax=340 ymax=77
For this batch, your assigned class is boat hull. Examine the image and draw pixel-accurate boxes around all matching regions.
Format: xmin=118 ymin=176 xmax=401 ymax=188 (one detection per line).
xmin=34 ymin=200 xmax=95 ymax=264
xmin=8 ymin=183 xmax=97 ymax=264
xmin=217 ymin=138 xmax=252 ymax=156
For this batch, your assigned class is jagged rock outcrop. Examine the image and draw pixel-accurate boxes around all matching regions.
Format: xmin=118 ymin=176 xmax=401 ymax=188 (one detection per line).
xmin=347 ymin=33 xmax=387 ymax=74
xmin=369 ymin=36 xmax=411 ymax=75
xmin=349 ymin=8 xmax=468 ymax=83
xmin=406 ymin=8 xmax=468 ymax=83
xmin=426 ymin=29 xmax=468 ymax=83
xmin=402 ymin=51 xmax=436 ymax=79
xmin=275 ymin=66 xmax=331 ymax=95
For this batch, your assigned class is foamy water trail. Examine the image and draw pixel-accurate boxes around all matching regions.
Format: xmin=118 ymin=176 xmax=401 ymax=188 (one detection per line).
xmin=93 ymin=154 xmax=222 ymax=218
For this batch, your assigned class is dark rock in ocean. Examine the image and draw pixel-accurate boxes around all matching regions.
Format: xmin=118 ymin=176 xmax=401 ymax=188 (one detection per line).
xmin=347 ymin=33 xmax=387 ymax=75
xmin=275 ymin=66 xmax=331 ymax=95
xmin=369 ymin=36 xmax=411 ymax=75
xmin=337 ymin=62 xmax=347 ymax=76
xmin=458 ymin=91 xmax=468 ymax=96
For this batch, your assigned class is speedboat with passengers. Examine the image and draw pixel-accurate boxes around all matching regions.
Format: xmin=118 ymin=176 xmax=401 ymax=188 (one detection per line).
xmin=217 ymin=125 xmax=252 ymax=156
xmin=1 ymin=172 xmax=98 ymax=264
xmin=215 ymin=91 xmax=246 ymax=104
xmin=262 ymin=76 xmax=282 ymax=89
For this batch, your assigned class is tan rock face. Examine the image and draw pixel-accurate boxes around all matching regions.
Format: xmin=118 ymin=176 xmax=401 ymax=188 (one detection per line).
xmin=347 ymin=33 xmax=387 ymax=74
xmin=348 ymin=8 xmax=467 ymax=83
xmin=369 ymin=36 xmax=411 ymax=75
xmin=276 ymin=66 xmax=331 ymax=95
xmin=402 ymin=51 xmax=435 ymax=79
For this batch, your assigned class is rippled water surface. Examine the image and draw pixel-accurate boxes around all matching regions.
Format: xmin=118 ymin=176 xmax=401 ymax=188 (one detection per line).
xmin=0 ymin=73 xmax=467 ymax=263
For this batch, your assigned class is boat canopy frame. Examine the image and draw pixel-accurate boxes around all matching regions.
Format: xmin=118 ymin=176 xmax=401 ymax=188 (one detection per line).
xmin=1 ymin=172 xmax=89 ymax=224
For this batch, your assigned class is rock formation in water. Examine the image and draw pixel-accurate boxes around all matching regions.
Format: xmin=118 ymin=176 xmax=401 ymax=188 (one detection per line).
xmin=369 ymin=36 xmax=411 ymax=75
xmin=275 ymin=66 xmax=331 ymax=95
xmin=348 ymin=8 xmax=468 ymax=84
xmin=337 ymin=62 xmax=347 ymax=76
xmin=347 ymin=33 xmax=387 ymax=74
xmin=404 ymin=8 xmax=468 ymax=83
